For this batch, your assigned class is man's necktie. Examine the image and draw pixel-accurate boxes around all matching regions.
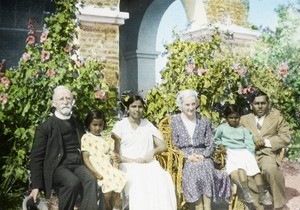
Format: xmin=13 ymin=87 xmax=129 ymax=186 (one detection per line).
xmin=257 ymin=122 xmax=262 ymax=130
xmin=257 ymin=117 xmax=262 ymax=130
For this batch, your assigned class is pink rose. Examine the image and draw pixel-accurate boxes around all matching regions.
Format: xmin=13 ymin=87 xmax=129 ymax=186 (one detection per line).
xmin=41 ymin=50 xmax=50 ymax=62
xmin=95 ymin=90 xmax=106 ymax=100
xmin=22 ymin=52 xmax=31 ymax=62
xmin=1 ymin=76 xmax=11 ymax=86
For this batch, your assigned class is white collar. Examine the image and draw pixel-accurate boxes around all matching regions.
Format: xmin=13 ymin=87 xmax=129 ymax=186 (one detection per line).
xmin=54 ymin=110 xmax=71 ymax=120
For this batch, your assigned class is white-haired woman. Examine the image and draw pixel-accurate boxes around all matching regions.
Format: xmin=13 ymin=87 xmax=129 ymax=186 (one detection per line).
xmin=171 ymin=89 xmax=231 ymax=210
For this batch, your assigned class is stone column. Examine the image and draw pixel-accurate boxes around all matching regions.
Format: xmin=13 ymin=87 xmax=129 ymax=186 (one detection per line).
xmin=180 ymin=0 xmax=208 ymax=31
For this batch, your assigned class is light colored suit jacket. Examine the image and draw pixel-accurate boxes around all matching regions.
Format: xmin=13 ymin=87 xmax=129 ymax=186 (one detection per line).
xmin=240 ymin=108 xmax=291 ymax=165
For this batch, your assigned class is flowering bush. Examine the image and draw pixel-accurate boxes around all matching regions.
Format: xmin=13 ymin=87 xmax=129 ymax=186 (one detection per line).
xmin=252 ymin=3 xmax=300 ymax=159
xmin=146 ymin=29 xmax=299 ymax=159
xmin=0 ymin=0 xmax=118 ymax=204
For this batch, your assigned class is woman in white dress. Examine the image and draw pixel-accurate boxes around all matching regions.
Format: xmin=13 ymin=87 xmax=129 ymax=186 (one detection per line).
xmin=111 ymin=94 xmax=176 ymax=210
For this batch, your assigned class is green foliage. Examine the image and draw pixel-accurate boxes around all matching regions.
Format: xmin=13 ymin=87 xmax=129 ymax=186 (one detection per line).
xmin=0 ymin=0 xmax=118 ymax=204
xmin=252 ymin=3 xmax=300 ymax=159
xmin=147 ymin=32 xmax=246 ymax=125
xmin=146 ymin=29 xmax=299 ymax=160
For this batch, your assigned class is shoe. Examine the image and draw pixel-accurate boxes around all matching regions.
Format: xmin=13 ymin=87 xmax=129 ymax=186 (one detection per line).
xmin=244 ymin=191 xmax=254 ymax=203
xmin=259 ymin=194 xmax=272 ymax=205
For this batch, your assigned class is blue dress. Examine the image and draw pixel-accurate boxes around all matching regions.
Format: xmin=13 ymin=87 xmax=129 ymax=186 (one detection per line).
xmin=171 ymin=114 xmax=231 ymax=203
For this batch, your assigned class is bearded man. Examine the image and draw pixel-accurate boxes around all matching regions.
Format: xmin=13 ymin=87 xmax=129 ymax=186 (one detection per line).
xmin=30 ymin=85 xmax=101 ymax=210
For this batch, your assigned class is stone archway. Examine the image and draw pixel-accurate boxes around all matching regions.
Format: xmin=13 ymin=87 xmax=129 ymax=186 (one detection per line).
xmin=119 ymin=0 xmax=258 ymax=96
xmin=120 ymin=0 xmax=181 ymax=96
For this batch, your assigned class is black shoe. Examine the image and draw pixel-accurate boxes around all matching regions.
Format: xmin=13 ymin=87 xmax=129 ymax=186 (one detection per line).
xmin=244 ymin=191 xmax=254 ymax=203
xmin=259 ymin=194 xmax=272 ymax=205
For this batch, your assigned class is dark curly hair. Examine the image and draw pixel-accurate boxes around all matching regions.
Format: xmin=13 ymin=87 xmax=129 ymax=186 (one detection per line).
xmin=223 ymin=104 xmax=241 ymax=118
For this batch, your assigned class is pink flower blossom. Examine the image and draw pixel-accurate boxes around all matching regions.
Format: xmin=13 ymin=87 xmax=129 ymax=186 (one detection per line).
xmin=95 ymin=89 xmax=106 ymax=100
xmin=241 ymin=86 xmax=254 ymax=95
xmin=186 ymin=63 xmax=195 ymax=74
xmin=197 ymin=68 xmax=208 ymax=76
xmin=75 ymin=60 xmax=82 ymax=68
xmin=277 ymin=63 xmax=289 ymax=78
xmin=0 ymin=93 xmax=8 ymax=106
xmin=28 ymin=29 xmax=35 ymax=35
xmin=46 ymin=69 xmax=56 ymax=77
xmin=64 ymin=44 xmax=73 ymax=53
xmin=40 ymin=32 xmax=48 ymax=42
xmin=22 ymin=52 xmax=31 ymax=62
xmin=41 ymin=50 xmax=50 ymax=62
xmin=26 ymin=35 xmax=36 ymax=45
xmin=233 ymin=64 xmax=246 ymax=76
xmin=1 ymin=76 xmax=11 ymax=86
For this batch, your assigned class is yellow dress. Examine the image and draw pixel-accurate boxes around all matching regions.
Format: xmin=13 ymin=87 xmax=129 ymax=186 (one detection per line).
xmin=81 ymin=133 xmax=127 ymax=193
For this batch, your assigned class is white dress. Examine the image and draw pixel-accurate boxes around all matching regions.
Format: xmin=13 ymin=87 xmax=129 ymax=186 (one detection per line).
xmin=112 ymin=118 xmax=177 ymax=210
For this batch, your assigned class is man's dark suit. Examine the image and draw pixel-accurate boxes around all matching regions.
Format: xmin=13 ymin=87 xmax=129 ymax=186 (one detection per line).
xmin=30 ymin=115 xmax=99 ymax=209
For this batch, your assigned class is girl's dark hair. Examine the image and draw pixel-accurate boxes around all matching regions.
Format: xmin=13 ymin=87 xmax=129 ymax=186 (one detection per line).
xmin=84 ymin=110 xmax=106 ymax=131
xmin=122 ymin=94 xmax=146 ymax=109
xmin=223 ymin=104 xmax=241 ymax=118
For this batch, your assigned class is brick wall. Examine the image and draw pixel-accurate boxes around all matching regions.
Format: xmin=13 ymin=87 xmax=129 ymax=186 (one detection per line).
xmin=204 ymin=0 xmax=249 ymax=26
xmin=78 ymin=22 xmax=120 ymax=86
xmin=81 ymin=0 xmax=119 ymax=8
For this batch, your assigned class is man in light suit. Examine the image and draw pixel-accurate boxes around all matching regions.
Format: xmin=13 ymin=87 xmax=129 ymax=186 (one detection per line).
xmin=232 ymin=90 xmax=291 ymax=210
xmin=29 ymin=85 xmax=100 ymax=210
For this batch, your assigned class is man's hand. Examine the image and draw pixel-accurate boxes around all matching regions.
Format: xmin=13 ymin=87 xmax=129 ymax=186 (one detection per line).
xmin=255 ymin=139 xmax=265 ymax=150
xmin=29 ymin=188 xmax=39 ymax=203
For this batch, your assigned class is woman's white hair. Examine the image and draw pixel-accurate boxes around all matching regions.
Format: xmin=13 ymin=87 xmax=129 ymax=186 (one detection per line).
xmin=176 ymin=89 xmax=199 ymax=111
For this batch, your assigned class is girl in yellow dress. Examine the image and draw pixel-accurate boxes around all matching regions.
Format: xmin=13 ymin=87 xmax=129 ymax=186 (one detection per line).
xmin=82 ymin=110 xmax=127 ymax=210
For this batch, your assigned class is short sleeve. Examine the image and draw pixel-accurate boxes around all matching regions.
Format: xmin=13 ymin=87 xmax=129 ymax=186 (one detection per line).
xmin=81 ymin=134 xmax=91 ymax=153
xmin=112 ymin=120 xmax=122 ymax=138
xmin=149 ymin=120 xmax=163 ymax=140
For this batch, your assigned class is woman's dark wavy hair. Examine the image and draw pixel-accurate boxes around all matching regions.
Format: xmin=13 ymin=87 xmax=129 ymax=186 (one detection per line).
xmin=223 ymin=104 xmax=241 ymax=118
xmin=122 ymin=94 xmax=146 ymax=110
xmin=84 ymin=110 xmax=107 ymax=131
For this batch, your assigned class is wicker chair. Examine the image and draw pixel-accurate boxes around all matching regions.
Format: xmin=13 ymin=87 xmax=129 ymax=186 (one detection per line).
xmin=156 ymin=115 xmax=246 ymax=210
xmin=156 ymin=116 xmax=188 ymax=209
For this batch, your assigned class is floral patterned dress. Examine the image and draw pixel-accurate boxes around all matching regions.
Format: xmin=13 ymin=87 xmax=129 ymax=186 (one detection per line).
xmin=81 ymin=133 xmax=127 ymax=193
xmin=171 ymin=114 xmax=231 ymax=203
